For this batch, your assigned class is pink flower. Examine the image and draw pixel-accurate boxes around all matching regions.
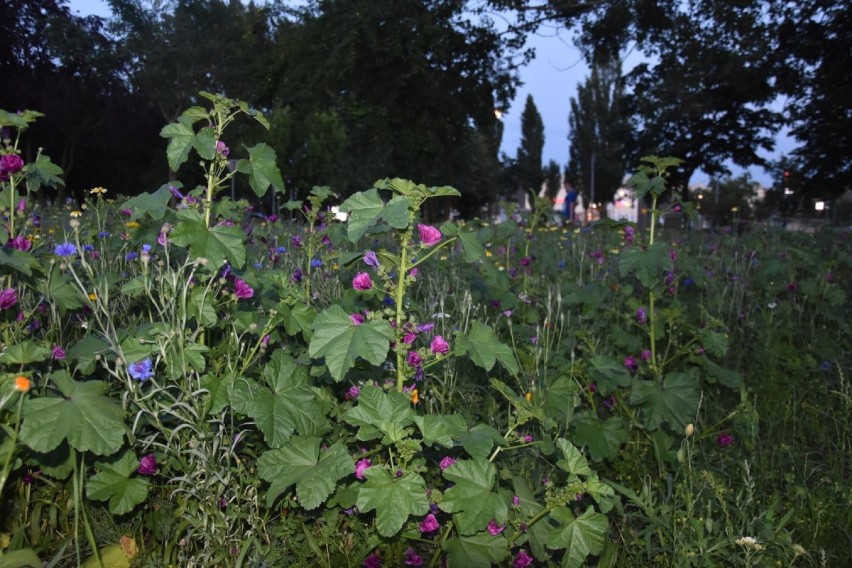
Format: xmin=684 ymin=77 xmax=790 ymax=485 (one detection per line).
xmin=0 ymin=288 xmax=17 ymax=310
xmin=216 ymin=140 xmax=230 ymax=157
xmin=363 ymin=552 xmax=382 ymax=568
xmin=346 ymin=385 xmax=360 ymax=400
xmin=7 ymin=235 xmax=31 ymax=252
xmin=403 ymin=332 xmax=417 ymax=344
xmin=352 ymin=272 xmax=373 ymax=290
xmin=406 ymin=351 xmax=422 ymax=367
xmin=513 ymin=550 xmax=534 ymax=568
xmin=51 ymin=345 xmax=66 ymax=360
xmin=408 ymin=268 xmax=418 ymax=278
xmin=486 ymin=520 xmax=505 ymax=535
xmin=403 ymin=547 xmax=423 ymax=566
xmin=439 ymin=456 xmax=456 ymax=470
xmin=430 ymin=335 xmax=449 ymax=354
xmin=417 ymin=224 xmax=442 ymax=247
xmin=355 ymin=458 xmax=372 ymax=480
xmin=0 ymin=154 xmax=24 ymax=180
xmin=234 ymin=278 xmax=254 ymax=299
xmin=716 ymin=433 xmax=733 ymax=447
xmin=419 ymin=513 xmax=440 ymax=534
xmin=624 ymin=356 xmax=638 ymax=373
xmin=138 ymin=454 xmax=157 ymax=476
xmin=350 ymin=313 xmax=366 ymax=326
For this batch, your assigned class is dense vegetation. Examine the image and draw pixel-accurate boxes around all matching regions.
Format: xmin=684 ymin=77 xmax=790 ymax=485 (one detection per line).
xmin=0 ymin=97 xmax=849 ymax=567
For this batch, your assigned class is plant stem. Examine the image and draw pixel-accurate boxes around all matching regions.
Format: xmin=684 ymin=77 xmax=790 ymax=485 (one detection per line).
xmin=395 ymin=244 xmax=408 ymax=393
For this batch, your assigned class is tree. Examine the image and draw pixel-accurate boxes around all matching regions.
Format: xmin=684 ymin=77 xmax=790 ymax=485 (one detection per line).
xmin=566 ymin=56 xmax=628 ymax=215
xmin=543 ymin=159 xmax=561 ymax=201
xmin=572 ymin=1 xmax=783 ymax=196
xmin=774 ymin=0 xmax=851 ymax=198
xmin=515 ymin=94 xmax=545 ymax=196
xmin=273 ymin=0 xmax=526 ymax=212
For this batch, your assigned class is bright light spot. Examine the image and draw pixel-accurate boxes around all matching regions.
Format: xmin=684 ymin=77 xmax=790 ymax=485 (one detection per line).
xmin=784 ymin=187 xmax=794 ymax=196
xmin=494 ymin=109 xmax=503 ymax=120
xmin=331 ymin=206 xmax=348 ymax=222
xmin=815 ymin=201 xmax=825 ymax=211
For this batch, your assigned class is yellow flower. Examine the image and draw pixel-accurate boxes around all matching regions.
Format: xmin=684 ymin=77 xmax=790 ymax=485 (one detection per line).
xmin=14 ymin=376 xmax=31 ymax=393
xmin=411 ymin=388 xmax=419 ymax=405
xmin=90 ymin=186 xmax=107 ymax=195
xmin=525 ymin=391 xmax=533 ymax=403
xmin=126 ymin=221 xmax=140 ymax=229
xmin=70 ymin=210 xmax=83 ymax=218
xmin=88 ymin=292 xmax=98 ymax=301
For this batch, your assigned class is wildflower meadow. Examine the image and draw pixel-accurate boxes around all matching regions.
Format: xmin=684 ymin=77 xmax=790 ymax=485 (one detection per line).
xmin=0 ymin=96 xmax=849 ymax=567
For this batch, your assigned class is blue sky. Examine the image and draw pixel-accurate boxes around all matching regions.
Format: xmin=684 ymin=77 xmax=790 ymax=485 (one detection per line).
xmin=68 ymin=0 xmax=787 ymax=187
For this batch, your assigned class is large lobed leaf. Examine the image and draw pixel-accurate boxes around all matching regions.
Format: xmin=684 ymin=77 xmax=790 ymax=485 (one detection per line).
xmin=308 ymin=305 xmax=394 ymax=381
xmin=545 ymin=507 xmax=608 ymax=568
xmin=169 ymin=219 xmax=246 ymax=269
xmin=343 ymin=385 xmax=415 ymax=443
xmin=20 ymin=371 xmax=125 ymax=456
xmin=356 ymin=467 xmax=429 ymax=537
xmin=339 ymin=188 xmax=411 ymax=242
xmin=442 ymin=533 xmax=508 ymax=568
xmin=230 ymin=351 xmax=328 ymax=447
xmin=439 ymin=459 xmax=507 ymax=535
xmin=257 ymin=437 xmax=353 ymax=509
xmin=629 ymin=372 xmax=701 ymax=431
xmin=86 ymin=451 xmax=150 ymax=515
xmin=454 ymin=321 xmax=519 ymax=374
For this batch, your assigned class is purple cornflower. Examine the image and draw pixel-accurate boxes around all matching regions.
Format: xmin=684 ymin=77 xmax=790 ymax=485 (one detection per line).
xmin=363 ymin=250 xmax=380 ymax=267
xmin=128 ymin=358 xmax=154 ymax=381
xmin=54 ymin=242 xmax=77 ymax=257
xmin=636 ymin=307 xmax=647 ymax=324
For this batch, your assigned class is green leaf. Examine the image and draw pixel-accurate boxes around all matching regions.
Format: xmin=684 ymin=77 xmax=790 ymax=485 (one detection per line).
xmin=241 ymin=143 xmax=285 ymax=197
xmin=339 ymin=188 xmax=411 ymax=242
xmin=589 ymin=354 xmax=632 ymax=395
xmin=356 ymin=467 xmax=429 ymax=537
xmin=555 ymin=438 xmax=592 ymax=477
xmin=618 ymin=242 xmax=672 ymax=288
xmin=192 ymin=127 xmax=216 ymax=160
xmin=571 ymin=414 xmax=628 ymax=462
xmin=230 ymin=351 xmax=328 ymax=446
xmin=160 ymin=116 xmax=196 ymax=171
xmin=457 ymin=230 xmax=484 ymax=263
xmin=257 ymin=437 xmax=353 ymax=509
xmin=282 ymin=302 xmax=316 ymax=340
xmin=26 ymin=153 xmax=64 ymax=191
xmin=457 ymin=423 xmax=504 ymax=461
xmin=414 ymin=414 xmax=467 ymax=448
xmin=0 ymin=246 xmax=37 ymax=276
xmin=308 ymin=305 xmax=394 ymax=381
xmin=66 ymin=335 xmax=111 ymax=375
xmin=440 ymin=459 xmax=507 ymax=535
xmin=169 ymin=219 xmax=246 ymax=269
xmin=122 ymin=185 xmax=173 ymax=221
xmin=454 ymin=321 xmax=518 ymax=374
xmin=0 ymin=548 xmax=43 ymax=568
xmin=343 ymin=385 xmax=415 ymax=443
xmin=86 ymin=451 xmax=149 ymax=515
xmin=44 ymin=266 xmax=84 ymax=312
xmin=699 ymin=330 xmax=729 ymax=357
xmin=0 ymin=341 xmax=49 ymax=365
xmin=703 ymin=358 xmax=741 ymax=389
xmin=629 ymin=372 xmax=701 ymax=431
xmin=442 ymin=533 xmax=508 ymax=568
xmin=542 ymin=375 xmax=578 ymax=426
xmin=20 ymin=371 xmax=125 ymax=455
xmin=546 ymin=507 xmax=608 ymax=568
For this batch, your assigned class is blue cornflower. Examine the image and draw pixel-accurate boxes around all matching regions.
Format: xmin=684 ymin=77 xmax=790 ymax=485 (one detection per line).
xmin=276 ymin=246 xmax=287 ymax=254
xmin=97 ymin=231 xmax=111 ymax=239
xmin=54 ymin=242 xmax=77 ymax=257
xmin=126 ymin=252 xmax=138 ymax=261
xmin=253 ymin=261 xmax=263 ymax=269
xmin=128 ymin=358 xmax=154 ymax=381
xmin=310 ymin=258 xmax=323 ymax=268
xmin=141 ymin=244 xmax=152 ymax=254
xmin=83 ymin=244 xmax=95 ymax=252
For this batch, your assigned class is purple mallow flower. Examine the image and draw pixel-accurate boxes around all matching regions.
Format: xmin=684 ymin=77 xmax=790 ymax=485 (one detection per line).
xmin=138 ymin=454 xmax=157 ymax=476
xmin=419 ymin=513 xmax=439 ymax=534
xmin=363 ymin=250 xmax=380 ymax=267
xmin=234 ymin=278 xmax=254 ymax=299
xmin=417 ymin=224 xmax=442 ymax=247
xmin=353 ymin=272 xmax=373 ymax=290
xmin=355 ymin=458 xmax=372 ymax=480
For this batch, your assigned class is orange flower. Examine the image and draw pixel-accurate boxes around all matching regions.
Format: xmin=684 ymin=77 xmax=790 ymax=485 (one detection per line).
xmin=14 ymin=376 xmax=30 ymax=392
xmin=411 ymin=388 xmax=419 ymax=405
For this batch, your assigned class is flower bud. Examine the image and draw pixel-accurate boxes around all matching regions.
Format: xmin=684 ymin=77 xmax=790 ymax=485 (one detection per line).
xmin=685 ymin=423 xmax=695 ymax=437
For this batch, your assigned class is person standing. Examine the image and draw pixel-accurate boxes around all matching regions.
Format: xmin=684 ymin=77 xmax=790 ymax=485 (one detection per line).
xmin=563 ymin=180 xmax=577 ymax=225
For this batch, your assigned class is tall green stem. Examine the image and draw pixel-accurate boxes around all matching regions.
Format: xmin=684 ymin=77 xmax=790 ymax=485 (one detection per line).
xmin=648 ymin=195 xmax=659 ymax=378
xmin=395 ymin=244 xmax=409 ymax=393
